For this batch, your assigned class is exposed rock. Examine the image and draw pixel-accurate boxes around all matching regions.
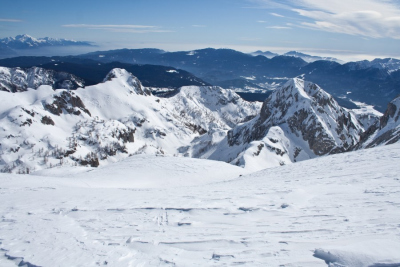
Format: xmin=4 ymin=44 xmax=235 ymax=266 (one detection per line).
xmin=44 ymin=91 xmax=91 ymax=116
xmin=41 ymin=116 xmax=55 ymax=125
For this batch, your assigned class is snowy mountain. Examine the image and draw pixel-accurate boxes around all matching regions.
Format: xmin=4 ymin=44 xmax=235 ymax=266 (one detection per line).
xmin=0 ymin=34 xmax=94 ymax=49
xmin=250 ymin=50 xmax=341 ymax=63
xmin=284 ymin=51 xmax=341 ymax=63
xmin=347 ymin=58 xmax=400 ymax=73
xmin=0 ymin=66 xmax=85 ymax=92
xmin=206 ymin=78 xmax=364 ymax=171
xmin=354 ymin=95 xmax=400 ymax=149
xmin=0 ymin=68 xmax=260 ymax=173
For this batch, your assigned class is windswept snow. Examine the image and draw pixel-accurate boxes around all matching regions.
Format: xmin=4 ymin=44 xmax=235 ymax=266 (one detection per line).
xmin=0 ymin=143 xmax=399 ymax=266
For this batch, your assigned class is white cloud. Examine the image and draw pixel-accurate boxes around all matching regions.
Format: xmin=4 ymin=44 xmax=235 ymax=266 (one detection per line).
xmin=62 ymin=24 xmax=171 ymax=33
xmin=192 ymin=25 xmax=206 ymax=28
xmin=0 ymin=18 xmax=22 ymax=22
xmin=251 ymin=0 xmax=400 ymax=39
xmin=266 ymin=26 xmax=291 ymax=29
xmin=270 ymin=13 xmax=284 ymax=17
xmin=258 ymin=20 xmax=267 ymax=23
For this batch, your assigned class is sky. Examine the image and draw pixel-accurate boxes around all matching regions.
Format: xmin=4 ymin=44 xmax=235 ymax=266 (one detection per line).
xmin=1 ymin=0 xmax=400 ymax=61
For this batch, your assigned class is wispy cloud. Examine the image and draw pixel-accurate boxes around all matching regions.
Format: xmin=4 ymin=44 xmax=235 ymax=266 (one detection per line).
xmin=62 ymin=24 xmax=172 ymax=33
xmin=0 ymin=18 xmax=22 ymax=22
xmin=239 ymin=37 xmax=262 ymax=41
xmin=250 ymin=0 xmax=400 ymax=39
xmin=192 ymin=25 xmax=206 ymax=28
xmin=258 ymin=20 xmax=267 ymax=23
xmin=266 ymin=26 xmax=291 ymax=29
xmin=270 ymin=13 xmax=284 ymax=17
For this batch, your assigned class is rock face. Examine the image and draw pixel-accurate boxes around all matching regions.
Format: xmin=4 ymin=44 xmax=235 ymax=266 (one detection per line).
xmin=353 ymin=95 xmax=400 ymax=149
xmin=207 ymin=78 xmax=363 ymax=171
xmin=0 ymin=66 xmax=84 ymax=92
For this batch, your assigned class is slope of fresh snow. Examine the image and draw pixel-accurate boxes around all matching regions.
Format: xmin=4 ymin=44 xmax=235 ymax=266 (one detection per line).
xmin=0 ymin=143 xmax=399 ymax=266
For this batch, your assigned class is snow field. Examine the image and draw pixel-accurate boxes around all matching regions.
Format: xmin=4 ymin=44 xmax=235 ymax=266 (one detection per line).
xmin=0 ymin=144 xmax=399 ymax=266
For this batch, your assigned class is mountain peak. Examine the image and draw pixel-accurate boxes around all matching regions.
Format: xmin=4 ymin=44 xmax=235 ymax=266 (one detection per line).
xmin=103 ymin=68 xmax=151 ymax=96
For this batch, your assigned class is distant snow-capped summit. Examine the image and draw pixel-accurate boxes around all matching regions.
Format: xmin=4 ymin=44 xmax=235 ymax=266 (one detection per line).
xmin=0 ymin=34 xmax=94 ymax=49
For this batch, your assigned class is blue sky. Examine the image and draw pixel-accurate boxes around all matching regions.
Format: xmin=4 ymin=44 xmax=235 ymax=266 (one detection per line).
xmin=1 ymin=0 xmax=400 ymax=61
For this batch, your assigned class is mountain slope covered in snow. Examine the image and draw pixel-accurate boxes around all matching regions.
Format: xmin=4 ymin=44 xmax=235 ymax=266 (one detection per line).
xmin=0 ymin=68 xmax=260 ymax=173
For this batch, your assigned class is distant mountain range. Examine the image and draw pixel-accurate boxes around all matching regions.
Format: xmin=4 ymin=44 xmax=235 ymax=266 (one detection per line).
xmin=251 ymin=50 xmax=342 ymax=63
xmin=0 ymin=34 xmax=95 ymax=59
xmin=0 ymin=58 xmax=209 ymax=90
xmin=1 ymin=41 xmax=400 ymax=111
xmin=0 ymin=34 xmax=94 ymax=49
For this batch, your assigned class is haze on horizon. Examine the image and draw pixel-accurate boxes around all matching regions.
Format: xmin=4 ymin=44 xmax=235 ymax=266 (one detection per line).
xmin=1 ymin=0 xmax=400 ymax=62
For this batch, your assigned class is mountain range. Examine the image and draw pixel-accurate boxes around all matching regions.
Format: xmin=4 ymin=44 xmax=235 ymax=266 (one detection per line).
xmin=1 ymin=47 xmax=399 ymax=111
xmin=0 ymin=34 xmax=94 ymax=49
xmin=0 ymin=34 xmax=95 ymax=59
xmin=251 ymin=50 xmax=342 ymax=63
xmin=0 ymin=68 xmax=398 ymax=174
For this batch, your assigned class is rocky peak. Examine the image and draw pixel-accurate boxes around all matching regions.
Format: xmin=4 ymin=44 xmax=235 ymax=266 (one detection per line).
xmin=225 ymin=78 xmax=363 ymax=168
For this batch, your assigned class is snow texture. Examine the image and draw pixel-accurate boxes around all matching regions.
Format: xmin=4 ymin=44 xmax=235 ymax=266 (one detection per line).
xmin=0 ymin=142 xmax=399 ymax=266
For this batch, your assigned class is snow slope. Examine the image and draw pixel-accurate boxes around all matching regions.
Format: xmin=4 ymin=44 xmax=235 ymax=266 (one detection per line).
xmin=0 ymin=143 xmax=399 ymax=266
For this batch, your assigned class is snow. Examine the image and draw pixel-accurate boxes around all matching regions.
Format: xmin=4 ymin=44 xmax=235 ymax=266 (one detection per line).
xmin=1 ymin=142 xmax=400 ymax=266
xmin=166 ymin=70 xmax=178 ymax=73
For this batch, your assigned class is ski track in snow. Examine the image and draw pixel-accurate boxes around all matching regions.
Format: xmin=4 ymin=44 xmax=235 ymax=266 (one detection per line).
xmin=0 ymin=144 xmax=400 ymax=266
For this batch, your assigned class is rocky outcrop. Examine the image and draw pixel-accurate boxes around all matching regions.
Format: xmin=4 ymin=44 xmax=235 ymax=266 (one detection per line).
xmin=43 ymin=91 xmax=91 ymax=116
